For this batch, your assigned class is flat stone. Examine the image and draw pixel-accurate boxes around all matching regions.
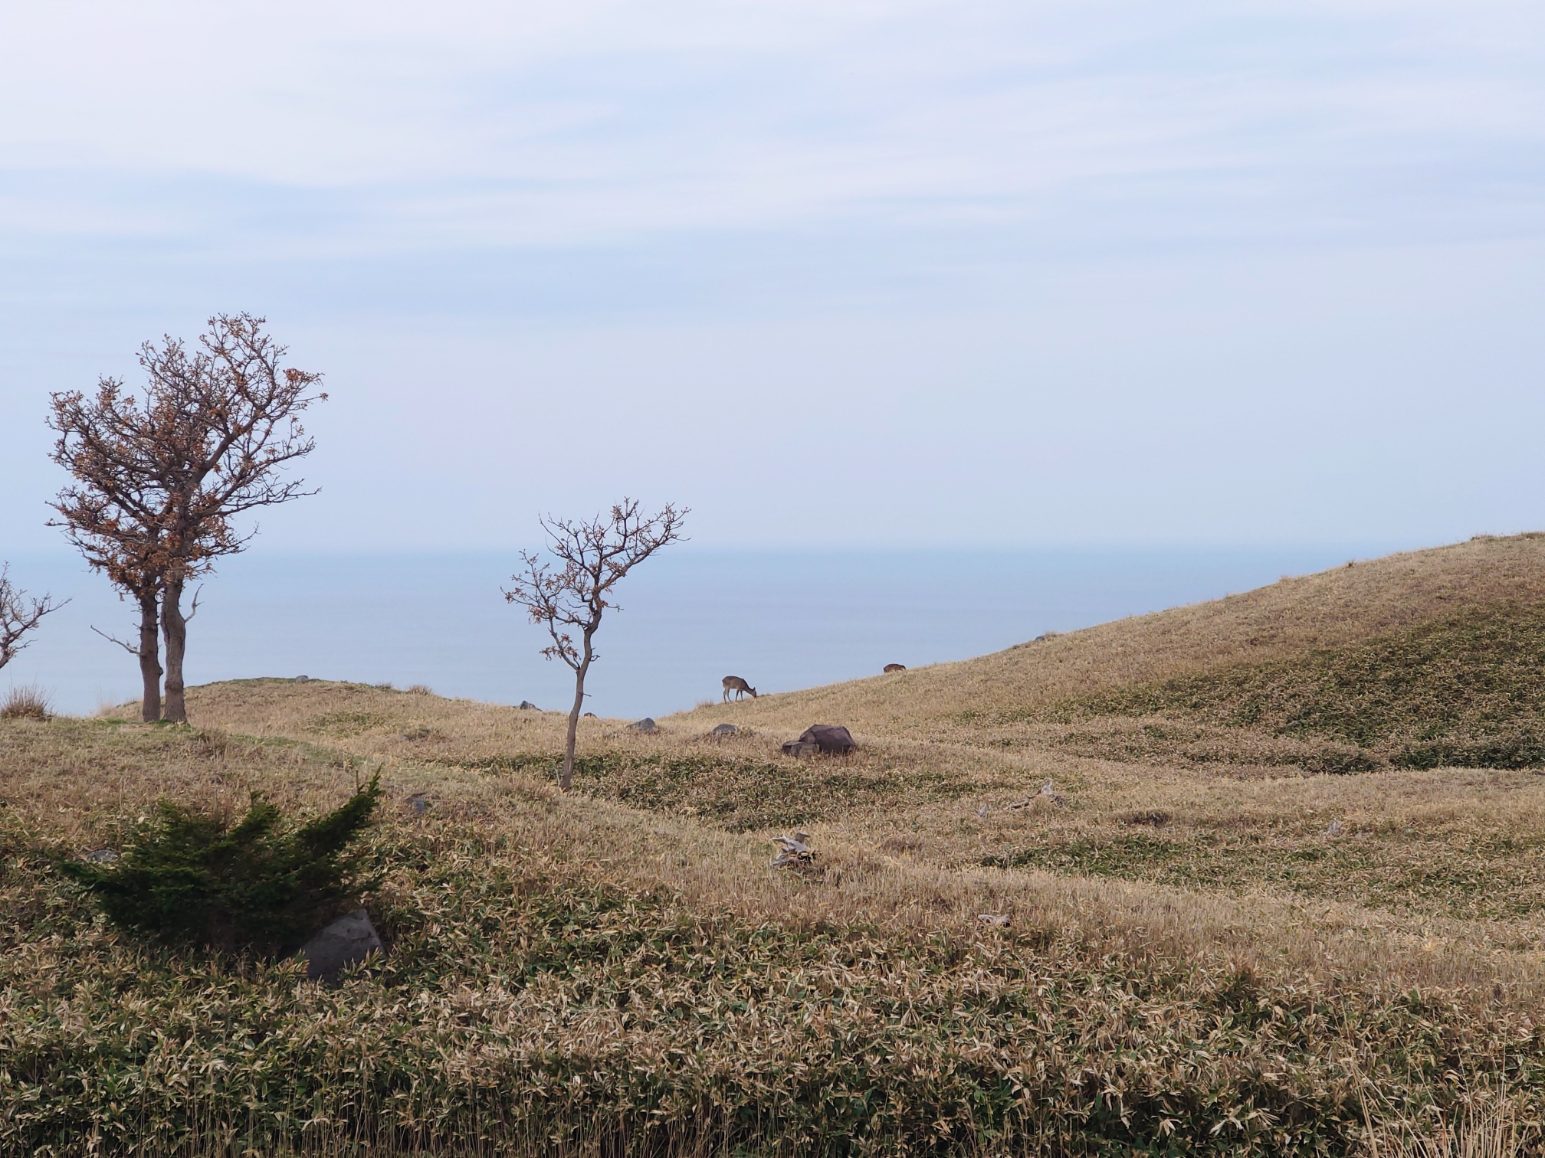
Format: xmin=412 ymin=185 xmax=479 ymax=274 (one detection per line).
xmin=298 ymin=908 xmax=383 ymax=983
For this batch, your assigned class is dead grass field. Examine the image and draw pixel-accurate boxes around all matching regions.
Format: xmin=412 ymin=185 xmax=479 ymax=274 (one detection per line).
xmin=2 ymin=535 xmax=1542 ymax=1154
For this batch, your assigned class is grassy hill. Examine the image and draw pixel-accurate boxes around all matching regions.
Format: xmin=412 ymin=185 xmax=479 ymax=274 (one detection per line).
xmin=2 ymin=535 xmax=1543 ymax=1154
xmin=681 ymin=533 xmax=1545 ymax=769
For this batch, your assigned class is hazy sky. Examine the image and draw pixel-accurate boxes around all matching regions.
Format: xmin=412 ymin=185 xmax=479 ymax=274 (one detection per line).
xmin=2 ymin=0 xmax=1542 ymax=553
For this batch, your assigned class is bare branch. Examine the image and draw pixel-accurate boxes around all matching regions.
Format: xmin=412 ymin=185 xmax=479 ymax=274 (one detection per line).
xmin=0 ymin=564 xmax=66 ymax=671
xmin=90 ymin=624 xmax=140 ymax=656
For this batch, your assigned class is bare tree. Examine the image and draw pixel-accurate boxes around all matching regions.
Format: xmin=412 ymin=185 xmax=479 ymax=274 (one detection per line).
xmin=504 ymin=499 xmax=688 ymax=791
xmin=0 ymin=563 xmax=64 ymax=672
xmin=48 ymin=314 xmax=326 ymax=722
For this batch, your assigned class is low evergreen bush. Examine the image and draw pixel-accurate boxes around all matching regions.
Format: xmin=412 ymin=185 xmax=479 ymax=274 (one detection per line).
xmin=62 ymin=774 xmax=382 ymax=955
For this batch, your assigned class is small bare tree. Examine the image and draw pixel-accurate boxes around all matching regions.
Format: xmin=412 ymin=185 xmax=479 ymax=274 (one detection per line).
xmin=49 ymin=314 xmax=326 ymax=723
xmin=504 ymin=499 xmax=687 ymax=791
xmin=0 ymin=563 xmax=64 ymax=672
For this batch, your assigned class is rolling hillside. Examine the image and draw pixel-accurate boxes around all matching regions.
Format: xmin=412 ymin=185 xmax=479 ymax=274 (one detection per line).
xmin=674 ymin=533 xmax=1545 ymax=771
xmin=3 ymin=534 xmax=1543 ymax=1154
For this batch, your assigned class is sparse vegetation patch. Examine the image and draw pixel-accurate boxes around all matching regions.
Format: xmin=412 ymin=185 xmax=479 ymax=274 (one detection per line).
xmin=1050 ymin=602 xmax=1545 ymax=769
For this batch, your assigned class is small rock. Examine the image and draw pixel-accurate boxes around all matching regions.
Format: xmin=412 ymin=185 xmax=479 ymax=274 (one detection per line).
xmin=517 ymin=700 xmax=539 ymax=711
xmin=978 ymin=913 xmax=1011 ymax=928
xmin=770 ymin=831 xmax=815 ymax=870
xmin=1006 ymin=781 xmax=1065 ymax=810
xmin=629 ymin=717 xmax=658 ymax=734
xmin=298 ymin=909 xmax=384 ymax=983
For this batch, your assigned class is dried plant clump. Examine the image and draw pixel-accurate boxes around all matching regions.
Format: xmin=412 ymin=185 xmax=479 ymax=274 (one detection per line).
xmin=0 ymin=684 xmax=53 ymax=721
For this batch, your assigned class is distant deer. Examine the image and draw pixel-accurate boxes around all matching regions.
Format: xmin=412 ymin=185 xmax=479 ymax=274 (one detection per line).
xmin=883 ymin=663 xmax=906 ymax=673
xmin=722 ymin=675 xmax=757 ymax=702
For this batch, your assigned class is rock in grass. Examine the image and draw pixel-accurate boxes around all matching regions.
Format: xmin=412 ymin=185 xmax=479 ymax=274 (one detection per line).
xmin=629 ymin=717 xmax=658 ymax=734
xmin=517 ymin=700 xmax=539 ymax=711
xmin=709 ymin=723 xmax=739 ymax=738
xmin=781 ymin=724 xmax=856 ymax=756
xmin=771 ymin=832 xmax=815 ymax=870
xmin=298 ymin=909 xmax=383 ymax=983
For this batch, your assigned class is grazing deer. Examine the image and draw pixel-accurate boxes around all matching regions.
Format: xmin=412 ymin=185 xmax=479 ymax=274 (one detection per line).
xmin=883 ymin=663 xmax=906 ymax=673
xmin=722 ymin=675 xmax=757 ymax=702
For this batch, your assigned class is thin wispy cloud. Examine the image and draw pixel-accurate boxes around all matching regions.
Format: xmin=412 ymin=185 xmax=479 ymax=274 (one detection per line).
xmin=1 ymin=1 xmax=1541 ymax=552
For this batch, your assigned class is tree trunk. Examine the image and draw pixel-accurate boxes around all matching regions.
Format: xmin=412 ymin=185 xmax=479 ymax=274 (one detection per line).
xmin=136 ymin=588 xmax=163 ymax=723
xmin=161 ymin=577 xmax=189 ymax=724
xmin=559 ymin=633 xmax=595 ymax=792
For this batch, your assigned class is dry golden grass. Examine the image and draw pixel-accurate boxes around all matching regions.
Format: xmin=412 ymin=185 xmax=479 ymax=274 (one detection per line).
xmin=678 ymin=533 xmax=1545 ymax=745
xmin=4 ymin=535 xmax=1543 ymax=1153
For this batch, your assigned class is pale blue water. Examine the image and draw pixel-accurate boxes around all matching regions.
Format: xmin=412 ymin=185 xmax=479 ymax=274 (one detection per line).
xmin=1 ymin=546 xmax=1398 ymax=719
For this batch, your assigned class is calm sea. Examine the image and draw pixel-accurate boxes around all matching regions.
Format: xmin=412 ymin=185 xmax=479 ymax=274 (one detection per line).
xmin=1 ymin=546 xmax=1393 ymax=720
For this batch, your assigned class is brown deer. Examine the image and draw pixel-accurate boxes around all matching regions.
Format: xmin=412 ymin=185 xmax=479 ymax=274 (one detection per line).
xmin=722 ymin=675 xmax=757 ymax=702
xmin=883 ymin=663 xmax=906 ymax=673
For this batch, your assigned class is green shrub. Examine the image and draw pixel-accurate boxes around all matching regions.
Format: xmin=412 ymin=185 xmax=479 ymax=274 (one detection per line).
xmin=61 ymin=775 xmax=382 ymax=955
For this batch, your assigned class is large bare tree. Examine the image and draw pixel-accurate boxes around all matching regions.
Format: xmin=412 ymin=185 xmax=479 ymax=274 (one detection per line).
xmin=504 ymin=499 xmax=687 ymax=791
xmin=49 ymin=314 xmax=326 ymax=722
xmin=0 ymin=563 xmax=64 ymax=672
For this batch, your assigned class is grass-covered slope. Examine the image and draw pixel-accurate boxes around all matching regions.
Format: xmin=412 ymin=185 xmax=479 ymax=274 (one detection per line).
xmin=676 ymin=534 xmax=1545 ymax=773
xmin=1058 ymin=600 xmax=1545 ymax=770
xmin=6 ymin=535 xmax=1545 ymax=1153
xmin=3 ymin=715 xmax=1543 ymax=1155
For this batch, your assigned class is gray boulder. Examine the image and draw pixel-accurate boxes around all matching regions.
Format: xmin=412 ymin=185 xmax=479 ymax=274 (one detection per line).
xmin=629 ymin=717 xmax=658 ymax=734
xmin=298 ymin=908 xmax=384 ymax=983
xmin=782 ymin=724 xmax=857 ymax=756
